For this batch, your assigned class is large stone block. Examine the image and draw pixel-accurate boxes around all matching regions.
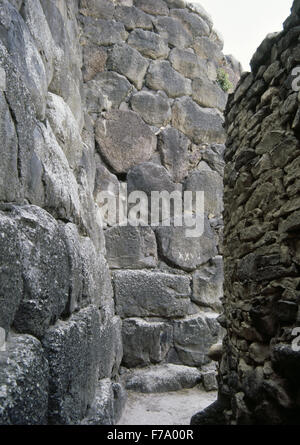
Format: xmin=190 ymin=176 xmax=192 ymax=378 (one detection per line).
xmin=0 ymin=92 xmax=20 ymax=203
xmin=105 ymin=225 xmax=158 ymax=269
xmin=95 ymin=110 xmax=156 ymax=174
xmin=122 ymin=318 xmax=173 ymax=367
xmin=154 ymin=16 xmax=193 ymax=49
xmin=192 ymin=75 xmax=227 ymax=111
xmin=128 ymin=29 xmax=169 ymax=59
xmin=172 ymin=96 xmax=226 ymax=144
xmin=193 ymin=36 xmax=224 ymax=65
xmin=170 ymin=8 xmax=210 ymax=38
xmin=99 ymin=310 xmax=123 ymax=379
xmin=192 ymin=256 xmax=223 ymax=312
xmin=42 ymin=306 xmax=101 ymax=425
xmin=0 ymin=334 xmax=49 ymax=425
xmin=124 ymin=364 xmax=202 ymax=393
xmin=156 ymin=217 xmax=218 ymax=271
xmin=107 ymin=43 xmax=149 ymax=89
xmin=133 ymin=0 xmax=169 ymax=16
xmin=46 ymin=93 xmax=83 ymax=169
xmin=173 ymin=313 xmax=221 ymax=366
xmin=169 ymin=47 xmax=207 ymax=80
xmin=82 ymin=379 xmax=127 ymax=425
xmin=8 ymin=206 xmax=70 ymax=339
xmin=0 ymin=0 xmax=47 ymax=119
xmin=79 ymin=0 xmax=115 ymax=19
xmin=0 ymin=211 xmax=23 ymax=333
xmin=130 ymin=90 xmax=171 ymax=127
xmin=146 ymin=61 xmax=192 ymax=98
xmin=82 ymin=44 xmax=107 ymax=82
xmin=184 ymin=168 xmax=224 ymax=217
xmin=114 ymin=5 xmax=153 ymax=31
xmin=158 ymin=127 xmax=191 ymax=182
xmin=82 ymin=18 xmax=128 ymax=47
xmin=114 ymin=270 xmax=191 ymax=318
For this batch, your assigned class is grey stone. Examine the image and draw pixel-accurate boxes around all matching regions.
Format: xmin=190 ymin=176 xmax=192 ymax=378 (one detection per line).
xmin=122 ymin=318 xmax=173 ymax=367
xmin=0 ymin=334 xmax=49 ymax=425
xmin=154 ymin=16 xmax=193 ymax=49
xmin=192 ymin=75 xmax=227 ymax=111
xmin=0 ymin=211 xmax=22 ymax=333
xmin=82 ymin=45 xmax=107 ymax=82
xmin=133 ymin=0 xmax=169 ymax=16
xmin=124 ymin=364 xmax=202 ymax=393
xmin=193 ymin=37 xmax=224 ymax=65
xmin=46 ymin=93 xmax=83 ymax=170
xmin=20 ymin=0 xmax=58 ymax=87
xmin=105 ymin=225 xmax=158 ymax=269
xmin=158 ymin=127 xmax=191 ymax=182
xmin=192 ymin=256 xmax=223 ymax=312
xmin=84 ymin=80 xmax=111 ymax=114
xmin=128 ymin=29 xmax=169 ymax=59
xmin=114 ymin=5 xmax=153 ymax=31
xmin=165 ymin=0 xmax=185 ymax=8
xmin=81 ymin=379 xmax=127 ymax=425
xmin=130 ymin=90 xmax=171 ymax=127
xmin=146 ymin=60 xmax=192 ymax=98
xmin=184 ymin=168 xmax=223 ymax=216
xmin=82 ymin=18 xmax=128 ymax=47
xmin=186 ymin=2 xmax=213 ymax=29
xmin=107 ymin=43 xmax=149 ymax=89
xmin=173 ymin=313 xmax=221 ymax=366
xmin=114 ymin=270 xmax=191 ymax=318
xmin=170 ymin=8 xmax=210 ymax=38
xmin=99 ymin=311 xmax=123 ymax=379
xmin=0 ymin=0 xmax=47 ymax=120
xmin=79 ymin=0 xmax=115 ymax=19
xmin=172 ymin=96 xmax=226 ymax=144
xmin=95 ymin=110 xmax=156 ymax=174
xmin=202 ymin=369 xmax=218 ymax=391
xmin=42 ymin=306 xmax=101 ymax=425
xmin=87 ymin=71 xmax=133 ymax=112
xmin=0 ymin=92 xmax=20 ymax=202
xmin=169 ymin=47 xmax=207 ymax=80
xmin=6 ymin=206 xmax=70 ymax=339
xmin=156 ymin=217 xmax=218 ymax=271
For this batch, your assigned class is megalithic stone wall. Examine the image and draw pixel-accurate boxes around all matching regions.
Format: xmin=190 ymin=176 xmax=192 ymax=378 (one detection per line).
xmin=0 ymin=0 xmax=241 ymax=425
xmin=192 ymin=0 xmax=300 ymax=426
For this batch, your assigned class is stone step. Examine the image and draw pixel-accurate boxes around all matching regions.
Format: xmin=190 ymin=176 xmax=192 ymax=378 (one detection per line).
xmin=122 ymin=364 xmax=202 ymax=393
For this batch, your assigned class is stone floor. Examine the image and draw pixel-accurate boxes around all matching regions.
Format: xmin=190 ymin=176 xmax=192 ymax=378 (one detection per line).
xmin=118 ymin=387 xmax=217 ymax=425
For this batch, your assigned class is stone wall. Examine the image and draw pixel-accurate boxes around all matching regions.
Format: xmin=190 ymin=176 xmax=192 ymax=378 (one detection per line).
xmin=192 ymin=0 xmax=300 ymax=425
xmin=0 ymin=0 xmax=241 ymax=424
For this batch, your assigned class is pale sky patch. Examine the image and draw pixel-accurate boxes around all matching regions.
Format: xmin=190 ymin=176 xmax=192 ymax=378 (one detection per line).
xmin=192 ymin=0 xmax=294 ymax=71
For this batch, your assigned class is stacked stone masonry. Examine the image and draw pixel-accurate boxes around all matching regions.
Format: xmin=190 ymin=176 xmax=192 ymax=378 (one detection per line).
xmin=0 ymin=0 xmax=241 ymax=424
xmin=192 ymin=0 xmax=300 ymax=426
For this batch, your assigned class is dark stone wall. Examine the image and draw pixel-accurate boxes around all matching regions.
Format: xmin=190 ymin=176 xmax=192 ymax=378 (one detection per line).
xmin=192 ymin=0 xmax=300 ymax=425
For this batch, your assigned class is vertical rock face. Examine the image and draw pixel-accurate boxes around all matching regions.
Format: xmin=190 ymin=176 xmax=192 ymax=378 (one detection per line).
xmin=0 ymin=0 xmax=240 ymax=425
xmin=192 ymin=0 xmax=300 ymax=426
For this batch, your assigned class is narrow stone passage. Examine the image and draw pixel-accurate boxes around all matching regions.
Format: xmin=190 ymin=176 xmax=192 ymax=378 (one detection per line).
xmin=119 ymin=388 xmax=217 ymax=425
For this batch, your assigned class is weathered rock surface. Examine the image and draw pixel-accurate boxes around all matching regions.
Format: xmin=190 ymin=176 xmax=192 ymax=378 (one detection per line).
xmin=122 ymin=318 xmax=173 ymax=367
xmin=105 ymin=225 xmax=158 ymax=269
xmin=114 ymin=270 xmax=191 ymax=318
xmin=158 ymin=127 xmax=191 ymax=182
xmin=146 ymin=60 xmax=192 ymax=98
xmin=0 ymin=334 xmax=49 ymax=425
xmin=95 ymin=110 xmax=157 ymax=173
xmin=128 ymin=29 xmax=169 ymax=59
xmin=130 ymin=90 xmax=171 ymax=127
xmin=123 ymin=364 xmax=202 ymax=393
xmin=192 ymin=256 xmax=223 ymax=312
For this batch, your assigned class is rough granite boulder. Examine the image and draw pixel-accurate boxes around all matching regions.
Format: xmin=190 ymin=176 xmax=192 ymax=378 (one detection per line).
xmin=154 ymin=16 xmax=193 ymax=49
xmin=114 ymin=270 xmax=191 ymax=318
xmin=133 ymin=0 xmax=169 ymax=16
xmin=130 ymin=90 xmax=171 ymax=127
xmin=95 ymin=110 xmax=157 ymax=174
xmin=114 ymin=5 xmax=153 ymax=31
xmin=128 ymin=29 xmax=169 ymax=59
xmin=158 ymin=127 xmax=191 ymax=182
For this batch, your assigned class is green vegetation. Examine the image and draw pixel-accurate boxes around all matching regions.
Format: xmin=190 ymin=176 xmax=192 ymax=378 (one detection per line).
xmin=217 ymin=68 xmax=233 ymax=93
